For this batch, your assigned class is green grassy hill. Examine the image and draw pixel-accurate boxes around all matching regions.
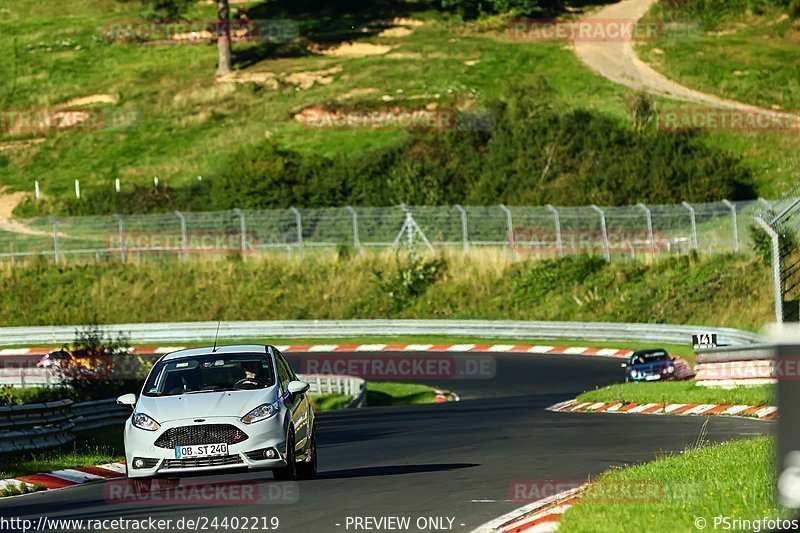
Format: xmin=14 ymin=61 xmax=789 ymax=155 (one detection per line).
xmin=0 ymin=0 xmax=797 ymax=213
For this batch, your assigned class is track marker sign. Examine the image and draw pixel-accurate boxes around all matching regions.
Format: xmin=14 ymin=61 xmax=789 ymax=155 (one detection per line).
xmin=692 ymin=333 xmax=717 ymax=349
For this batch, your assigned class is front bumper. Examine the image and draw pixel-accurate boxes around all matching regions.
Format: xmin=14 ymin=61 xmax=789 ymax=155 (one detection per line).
xmin=124 ymin=416 xmax=287 ymax=479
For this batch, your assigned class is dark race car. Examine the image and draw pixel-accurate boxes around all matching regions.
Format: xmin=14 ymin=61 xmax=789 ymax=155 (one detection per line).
xmin=621 ymin=349 xmax=679 ymax=382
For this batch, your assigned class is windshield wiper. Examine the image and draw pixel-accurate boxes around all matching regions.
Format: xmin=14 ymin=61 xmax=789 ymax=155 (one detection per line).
xmin=184 ymin=387 xmax=234 ymax=395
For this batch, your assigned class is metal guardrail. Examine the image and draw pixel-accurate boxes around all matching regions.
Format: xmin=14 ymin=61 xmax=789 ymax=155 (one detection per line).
xmin=71 ymin=398 xmax=131 ymax=431
xmin=694 ymin=343 xmax=776 ymax=386
xmin=0 ymin=320 xmax=763 ymax=347
xmin=300 ymin=374 xmax=367 ymax=408
xmin=0 ymin=400 xmax=75 ymax=453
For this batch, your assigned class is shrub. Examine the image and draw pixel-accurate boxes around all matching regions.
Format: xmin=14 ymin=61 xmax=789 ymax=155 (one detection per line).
xmin=375 ymin=251 xmax=448 ymax=310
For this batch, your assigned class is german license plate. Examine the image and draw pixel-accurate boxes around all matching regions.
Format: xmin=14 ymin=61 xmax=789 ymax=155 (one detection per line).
xmin=175 ymin=442 xmax=228 ymax=458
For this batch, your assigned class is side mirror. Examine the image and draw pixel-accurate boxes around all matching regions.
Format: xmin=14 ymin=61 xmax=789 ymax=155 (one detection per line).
xmin=287 ymin=380 xmax=310 ymax=395
xmin=620 ymin=363 xmax=627 ymax=368
xmin=117 ymin=393 xmax=137 ymax=406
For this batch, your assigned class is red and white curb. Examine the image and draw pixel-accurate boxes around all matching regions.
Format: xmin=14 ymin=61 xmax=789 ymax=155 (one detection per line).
xmin=548 ymin=399 xmax=778 ymax=420
xmin=1 ymin=345 xmax=634 ymax=357
xmin=434 ymin=388 xmax=460 ymax=403
xmin=471 ymin=486 xmax=587 ymax=533
xmin=0 ymin=462 xmax=126 ymax=494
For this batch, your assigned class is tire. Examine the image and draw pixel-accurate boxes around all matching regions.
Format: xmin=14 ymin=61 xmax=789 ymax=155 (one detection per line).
xmin=297 ymin=431 xmax=317 ymax=480
xmin=272 ymin=431 xmax=298 ymax=481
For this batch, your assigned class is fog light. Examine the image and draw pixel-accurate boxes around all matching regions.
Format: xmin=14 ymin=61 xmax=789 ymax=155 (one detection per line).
xmin=265 ymin=448 xmax=276 ymax=459
xmin=133 ymin=458 xmax=145 ymax=469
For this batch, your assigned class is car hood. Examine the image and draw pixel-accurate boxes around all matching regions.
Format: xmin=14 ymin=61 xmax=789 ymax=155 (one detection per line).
xmin=631 ymin=360 xmax=670 ymax=373
xmin=135 ymin=386 xmax=279 ymax=423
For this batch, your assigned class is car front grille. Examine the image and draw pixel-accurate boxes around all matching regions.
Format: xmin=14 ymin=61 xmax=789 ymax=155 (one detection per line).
xmin=161 ymin=454 xmax=244 ymax=469
xmin=154 ymin=424 xmax=249 ymax=449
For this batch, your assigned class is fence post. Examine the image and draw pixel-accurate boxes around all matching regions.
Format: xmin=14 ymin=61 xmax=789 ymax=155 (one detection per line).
xmin=174 ymin=211 xmax=188 ymax=259
xmin=755 ymin=217 xmax=783 ymax=324
xmin=454 ymin=205 xmax=469 ymax=254
xmin=590 ymin=205 xmax=610 ymax=262
xmin=346 ymin=206 xmax=360 ymax=250
xmin=290 ymin=207 xmax=304 ymax=259
xmin=233 ymin=208 xmax=247 ymax=257
xmin=636 ymin=203 xmax=655 ymax=256
xmin=545 ymin=204 xmax=563 ymax=258
xmin=681 ymin=201 xmax=698 ymax=251
xmin=721 ymin=200 xmax=739 ymax=253
xmin=113 ymin=214 xmax=125 ymax=263
xmin=498 ymin=204 xmax=515 ymax=259
xmin=48 ymin=216 xmax=60 ymax=266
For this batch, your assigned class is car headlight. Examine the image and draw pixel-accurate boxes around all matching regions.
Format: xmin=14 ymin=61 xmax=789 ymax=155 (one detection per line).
xmin=630 ymin=370 xmax=638 ymax=378
xmin=241 ymin=402 xmax=279 ymax=424
xmin=665 ymin=365 xmax=675 ymax=374
xmin=132 ymin=412 xmax=161 ymax=431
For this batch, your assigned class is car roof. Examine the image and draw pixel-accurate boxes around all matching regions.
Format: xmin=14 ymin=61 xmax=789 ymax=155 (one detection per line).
xmin=161 ymin=344 xmax=272 ymax=361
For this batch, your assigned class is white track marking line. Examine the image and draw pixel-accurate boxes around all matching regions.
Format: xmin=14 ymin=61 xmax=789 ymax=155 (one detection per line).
xmin=354 ymin=344 xmax=387 ymax=351
xmin=528 ymin=346 xmax=555 ymax=353
xmin=448 ymin=344 xmax=476 ymax=352
xmin=307 ymin=345 xmax=340 ymax=352
xmin=47 ymin=469 xmax=104 ymax=483
xmin=404 ymin=344 xmax=433 ymax=351
xmin=563 ymin=347 xmax=589 ymax=355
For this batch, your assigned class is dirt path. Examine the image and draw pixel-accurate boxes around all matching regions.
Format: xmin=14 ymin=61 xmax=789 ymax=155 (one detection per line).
xmin=572 ymin=0 xmax=797 ymax=118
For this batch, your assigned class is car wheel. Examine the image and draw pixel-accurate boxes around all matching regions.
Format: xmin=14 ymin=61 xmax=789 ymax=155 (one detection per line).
xmin=272 ymin=431 xmax=297 ymax=481
xmin=297 ymin=431 xmax=317 ymax=480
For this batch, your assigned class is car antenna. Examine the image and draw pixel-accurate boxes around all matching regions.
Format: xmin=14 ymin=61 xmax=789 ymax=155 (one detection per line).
xmin=212 ymin=321 xmax=221 ymax=352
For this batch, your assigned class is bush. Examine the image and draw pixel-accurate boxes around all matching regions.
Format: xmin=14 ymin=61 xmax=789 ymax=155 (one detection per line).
xmin=20 ymin=81 xmax=756 ymax=216
xmin=374 ymin=251 xmax=448 ymax=310
xmin=790 ymin=0 xmax=800 ymax=18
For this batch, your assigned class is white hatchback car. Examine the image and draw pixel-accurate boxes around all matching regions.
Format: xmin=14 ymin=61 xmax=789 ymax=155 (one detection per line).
xmin=117 ymin=344 xmax=316 ymax=481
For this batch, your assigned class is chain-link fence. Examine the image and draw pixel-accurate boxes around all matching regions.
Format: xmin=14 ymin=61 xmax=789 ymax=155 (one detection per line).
xmin=0 ymin=200 xmax=776 ymax=266
xmin=755 ymin=188 xmax=800 ymax=324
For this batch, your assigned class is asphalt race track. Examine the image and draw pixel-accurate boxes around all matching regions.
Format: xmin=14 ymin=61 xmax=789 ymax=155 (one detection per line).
xmin=0 ymin=351 xmax=770 ymax=532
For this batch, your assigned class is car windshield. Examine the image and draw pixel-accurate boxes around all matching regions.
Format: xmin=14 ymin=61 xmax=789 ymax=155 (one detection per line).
xmin=142 ymin=353 xmax=275 ymax=397
xmin=630 ymin=351 xmax=668 ymax=365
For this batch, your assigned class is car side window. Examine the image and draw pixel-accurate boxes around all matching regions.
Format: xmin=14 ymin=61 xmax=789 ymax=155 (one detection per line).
xmin=274 ymin=350 xmax=292 ymax=390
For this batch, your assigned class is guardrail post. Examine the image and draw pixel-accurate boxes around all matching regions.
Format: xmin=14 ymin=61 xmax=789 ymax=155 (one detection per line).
xmin=721 ymin=200 xmax=739 ymax=253
xmin=233 ymin=208 xmax=247 ymax=257
xmin=113 ymin=214 xmax=125 ymax=263
xmin=498 ymin=204 xmax=515 ymax=259
xmin=545 ymin=204 xmax=563 ymax=258
xmin=175 ymin=211 xmax=188 ymax=259
xmin=755 ymin=217 xmax=783 ymax=324
xmin=636 ymin=203 xmax=655 ymax=256
xmin=681 ymin=201 xmax=698 ymax=251
xmin=454 ymin=205 xmax=469 ymax=254
xmin=48 ymin=216 xmax=60 ymax=266
xmin=345 ymin=206 xmax=360 ymax=250
xmin=289 ymin=207 xmax=304 ymax=259
xmin=590 ymin=205 xmax=610 ymax=262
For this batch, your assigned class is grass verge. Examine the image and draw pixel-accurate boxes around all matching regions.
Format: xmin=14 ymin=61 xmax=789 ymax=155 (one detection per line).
xmin=0 ymin=254 xmax=771 ymax=332
xmin=0 ymin=428 xmax=124 ymax=480
xmin=366 ymin=381 xmax=439 ymax=406
xmin=559 ymin=437 xmax=780 ymax=533
xmin=577 ymin=382 xmax=774 ymax=408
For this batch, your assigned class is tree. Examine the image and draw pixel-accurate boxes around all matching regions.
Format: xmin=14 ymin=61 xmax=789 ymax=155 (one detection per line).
xmin=216 ymin=0 xmax=232 ymax=76
xmin=140 ymin=0 xmax=231 ymax=76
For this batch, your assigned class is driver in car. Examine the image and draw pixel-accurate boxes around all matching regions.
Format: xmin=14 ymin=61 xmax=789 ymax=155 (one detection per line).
xmin=237 ymin=361 xmax=263 ymax=387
